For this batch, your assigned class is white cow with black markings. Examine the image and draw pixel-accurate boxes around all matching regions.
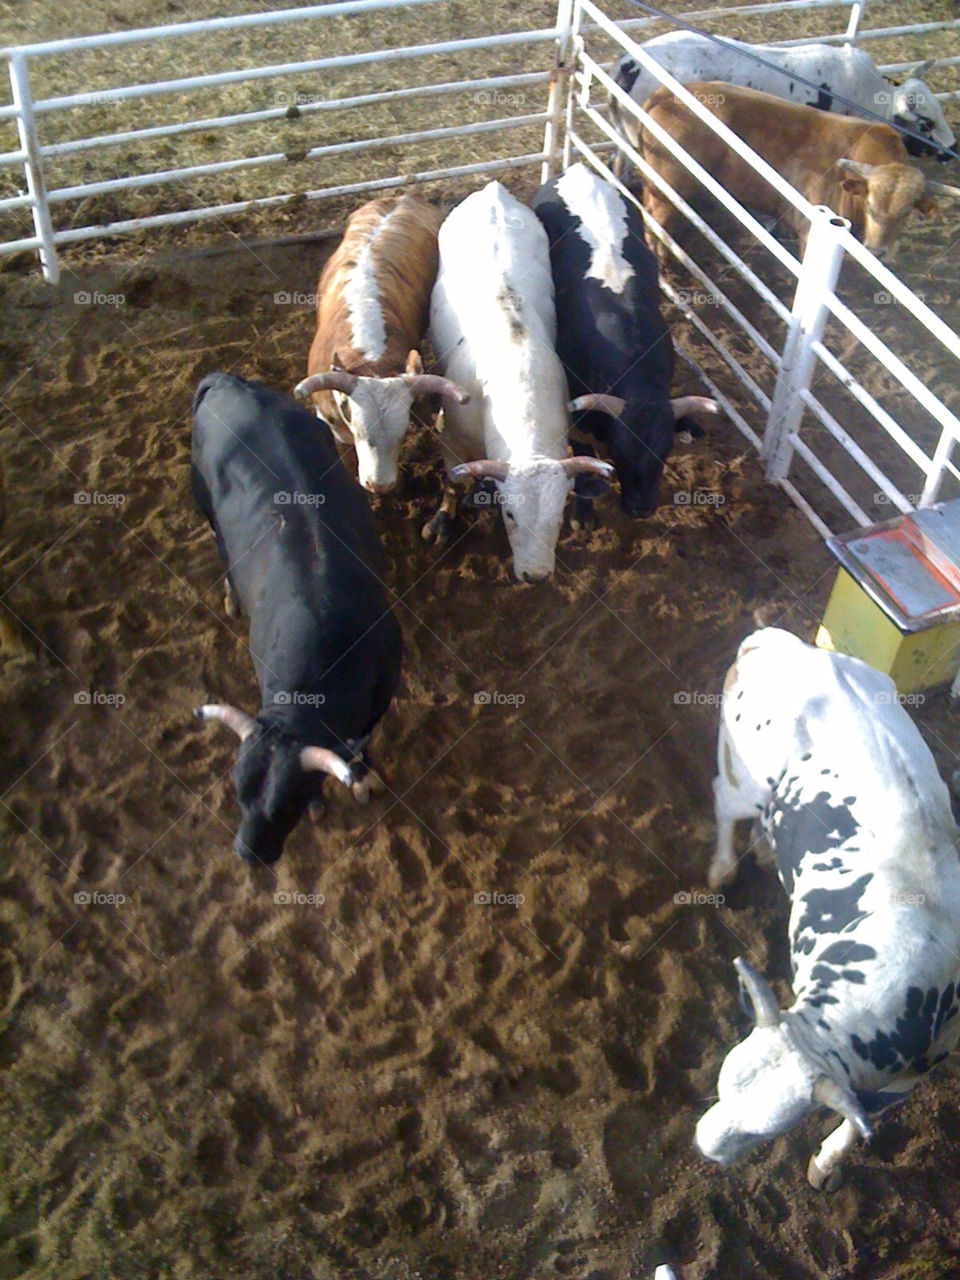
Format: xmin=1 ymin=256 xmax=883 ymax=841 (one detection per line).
xmin=611 ymin=33 xmax=955 ymax=162
xmin=699 ymin=628 xmax=960 ymax=1188
xmin=426 ymin=180 xmax=613 ymax=582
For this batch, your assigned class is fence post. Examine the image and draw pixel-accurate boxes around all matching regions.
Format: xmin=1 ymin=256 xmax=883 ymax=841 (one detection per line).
xmin=763 ymin=207 xmax=849 ymax=482
xmin=919 ymin=429 xmax=953 ymax=507
xmin=845 ymin=3 xmax=864 ymax=44
xmin=8 ymin=52 xmax=60 ymax=283
xmin=540 ymin=0 xmax=576 ymax=183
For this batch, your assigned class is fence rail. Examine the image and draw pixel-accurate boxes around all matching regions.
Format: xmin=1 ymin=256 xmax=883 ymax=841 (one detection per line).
xmin=0 ymin=0 xmax=562 ymax=282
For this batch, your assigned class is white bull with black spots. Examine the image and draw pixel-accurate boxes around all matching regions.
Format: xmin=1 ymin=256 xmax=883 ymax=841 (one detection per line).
xmin=698 ymin=628 xmax=960 ymax=1188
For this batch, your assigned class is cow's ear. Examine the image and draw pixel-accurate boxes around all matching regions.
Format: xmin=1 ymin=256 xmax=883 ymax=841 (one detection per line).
xmin=840 ymin=175 xmax=868 ymax=196
xmin=916 ymin=194 xmax=938 ymax=218
xmin=573 ymin=472 xmax=610 ymax=499
xmin=405 ymin=349 xmax=424 ymax=376
xmin=332 ymin=350 xmax=345 ymax=371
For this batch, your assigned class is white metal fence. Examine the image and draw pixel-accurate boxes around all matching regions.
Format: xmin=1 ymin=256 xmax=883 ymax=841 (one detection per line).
xmin=0 ymin=0 xmax=559 ymax=283
xmin=2 ymin=0 xmax=960 ymax=539
xmin=558 ymin=0 xmax=960 ymax=536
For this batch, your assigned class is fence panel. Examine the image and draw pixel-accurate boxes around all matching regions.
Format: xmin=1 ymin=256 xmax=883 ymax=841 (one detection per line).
xmin=0 ymin=0 xmax=564 ymax=281
xmin=564 ymin=0 xmax=960 ymax=536
xmin=2 ymin=0 xmax=959 ymax=543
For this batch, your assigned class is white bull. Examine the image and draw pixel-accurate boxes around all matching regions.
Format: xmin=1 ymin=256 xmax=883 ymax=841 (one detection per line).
xmin=611 ymin=33 xmax=955 ymax=161
xmin=426 ymin=181 xmax=612 ymax=582
xmin=698 ymin=628 xmax=960 ymax=1188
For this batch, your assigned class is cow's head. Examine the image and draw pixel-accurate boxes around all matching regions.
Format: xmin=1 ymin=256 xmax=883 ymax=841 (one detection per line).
xmin=193 ymin=703 xmax=353 ymax=864
xmin=450 ymin=455 xmax=613 ymax=582
xmin=837 ymin=160 xmax=938 ymax=253
xmin=295 ymin=352 xmax=468 ymax=493
xmin=569 ymin=393 xmax=718 ymax=517
xmin=892 ymin=63 xmax=956 ymax=161
xmin=696 ymin=958 xmax=872 ymax=1166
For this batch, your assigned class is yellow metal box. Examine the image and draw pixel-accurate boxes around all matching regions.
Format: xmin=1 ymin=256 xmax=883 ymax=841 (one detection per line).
xmin=815 ymin=501 xmax=960 ymax=694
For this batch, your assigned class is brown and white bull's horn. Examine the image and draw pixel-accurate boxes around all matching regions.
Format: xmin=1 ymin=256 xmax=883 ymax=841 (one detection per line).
xmin=299 ymin=746 xmax=353 ymax=786
xmin=294 ymin=370 xmax=359 ymax=400
xmin=403 ymin=374 xmax=471 ymax=404
xmin=193 ymin=703 xmax=257 ymax=741
xmin=568 ymin=393 xmax=626 ymax=418
xmin=450 ymin=460 xmax=510 ymax=483
xmin=561 ymin=455 xmax=616 ymax=478
xmin=925 ymin=179 xmax=960 ymax=199
xmin=671 ymin=395 xmax=720 ymax=419
xmin=733 ymin=957 xmax=781 ymax=1029
xmin=812 ymin=1077 xmax=873 ymax=1141
xmin=837 ymin=158 xmax=878 ymax=178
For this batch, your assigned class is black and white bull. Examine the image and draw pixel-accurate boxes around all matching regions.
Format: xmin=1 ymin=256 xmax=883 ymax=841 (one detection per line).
xmin=699 ymin=627 xmax=960 ymax=1188
xmin=532 ymin=163 xmax=716 ymax=517
xmin=191 ymin=372 xmax=402 ymax=865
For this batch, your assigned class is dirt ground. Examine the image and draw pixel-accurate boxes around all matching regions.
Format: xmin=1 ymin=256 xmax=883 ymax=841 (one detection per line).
xmin=3 ymin=3 xmax=960 ymax=1280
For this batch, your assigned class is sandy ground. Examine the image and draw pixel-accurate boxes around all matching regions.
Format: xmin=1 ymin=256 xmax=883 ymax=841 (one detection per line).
xmin=3 ymin=3 xmax=960 ymax=1279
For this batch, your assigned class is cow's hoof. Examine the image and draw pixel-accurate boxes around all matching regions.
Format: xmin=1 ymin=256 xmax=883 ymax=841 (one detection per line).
xmin=706 ymin=860 xmax=734 ymax=890
xmin=807 ymin=1155 xmax=843 ymax=1193
xmin=351 ymin=777 xmax=372 ymax=805
xmin=421 ymin=512 xmax=452 ymax=547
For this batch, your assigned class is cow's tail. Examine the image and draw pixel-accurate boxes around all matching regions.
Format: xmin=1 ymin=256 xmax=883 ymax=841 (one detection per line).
xmin=608 ymin=54 xmax=639 ymax=138
xmin=609 ymin=55 xmax=642 ymax=181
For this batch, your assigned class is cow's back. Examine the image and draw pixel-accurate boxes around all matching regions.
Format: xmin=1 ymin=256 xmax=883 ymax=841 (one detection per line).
xmin=618 ymin=34 xmax=883 ymax=120
xmin=533 ymin=166 xmax=672 ymax=395
xmin=191 ymin=373 xmax=400 ymax=735
xmin=430 ymin=182 xmax=568 ymax=461
xmin=725 ymin=630 xmax=951 ymax=836
xmin=307 ymin=194 xmax=443 ymax=420
xmin=643 ymin=82 xmax=881 ymax=218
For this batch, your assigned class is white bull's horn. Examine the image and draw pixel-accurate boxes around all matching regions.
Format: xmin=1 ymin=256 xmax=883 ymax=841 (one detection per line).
xmin=837 ymin=158 xmax=877 ymax=178
xmin=562 ymin=455 xmax=616 ymax=478
xmin=403 ymin=373 xmax=470 ymax=404
xmin=568 ymin=393 xmax=626 ymax=418
xmin=672 ymin=395 xmax=720 ymax=418
xmin=450 ymin=460 xmax=510 ymax=483
xmin=294 ymin=370 xmax=359 ymax=399
xmin=299 ymin=746 xmax=353 ymax=786
xmin=925 ymin=179 xmax=960 ymax=199
xmin=733 ymin=956 xmax=781 ymax=1029
xmin=912 ymin=57 xmax=938 ymax=76
xmin=812 ymin=1077 xmax=873 ymax=1141
xmin=193 ymin=702 xmax=257 ymax=741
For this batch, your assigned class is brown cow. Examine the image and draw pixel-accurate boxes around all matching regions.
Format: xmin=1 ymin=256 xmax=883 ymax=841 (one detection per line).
xmin=295 ymin=193 xmax=467 ymax=493
xmin=638 ymin=81 xmax=955 ymax=259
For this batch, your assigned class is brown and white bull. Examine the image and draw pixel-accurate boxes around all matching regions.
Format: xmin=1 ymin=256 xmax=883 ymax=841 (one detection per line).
xmin=295 ymin=193 xmax=468 ymax=493
xmin=639 ymin=81 xmax=960 ymax=258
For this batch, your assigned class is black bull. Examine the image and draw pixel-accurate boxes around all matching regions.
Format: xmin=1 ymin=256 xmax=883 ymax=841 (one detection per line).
xmin=191 ymin=372 xmax=402 ymax=864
